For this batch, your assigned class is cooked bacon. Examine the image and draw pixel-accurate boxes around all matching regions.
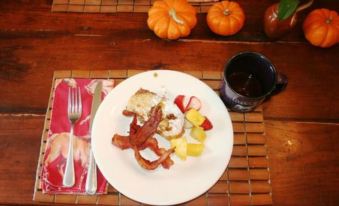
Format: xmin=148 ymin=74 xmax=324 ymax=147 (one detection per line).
xmin=122 ymin=110 xmax=135 ymax=116
xmin=113 ymin=133 xmax=173 ymax=168
xmin=133 ymin=146 xmax=174 ymax=170
xmin=138 ymin=137 xmax=174 ymax=169
xmin=128 ymin=112 xmax=140 ymax=135
xmin=112 ymin=105 xmax=174 ymax=170
xmin=112 ymin=112 xmax=138 ymax=149
xmin=161 ymin=154 xmax=174 ymax=169
xmin=112 ymin=134 xmax=131 ymax=149
xmin=129 ymin=105 xmax=162 ymax=146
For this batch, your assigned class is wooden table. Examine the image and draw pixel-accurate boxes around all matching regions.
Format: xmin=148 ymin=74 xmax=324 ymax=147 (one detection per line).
xmin=0 ymin=0 xmax=338 ymax=205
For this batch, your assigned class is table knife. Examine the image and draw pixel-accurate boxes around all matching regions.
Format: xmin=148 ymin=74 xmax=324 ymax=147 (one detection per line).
xmin=85 ymin=81 xmax=102 ymax=195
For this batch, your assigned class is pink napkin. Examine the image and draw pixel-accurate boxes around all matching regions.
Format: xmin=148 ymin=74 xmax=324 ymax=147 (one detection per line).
xmin=41 ymin=78 xmax=114 ymax=194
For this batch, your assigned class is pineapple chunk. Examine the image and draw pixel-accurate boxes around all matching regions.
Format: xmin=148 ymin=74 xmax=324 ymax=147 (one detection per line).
xmin=185 ymin=109 xmax=206 ymax=127
xmin=187 ymin=143 xmax=204 ymax=156
xmin=190 ymin=126 xmax=206 ymax=142
xmin=170 ymin=137 xmax=187 ymax=160
xmin=184 ymin=119 xmax=193 ymax=129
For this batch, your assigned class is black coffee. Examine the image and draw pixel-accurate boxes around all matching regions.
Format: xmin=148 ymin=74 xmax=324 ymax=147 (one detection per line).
xmin=228 ymin=72 xmax=263 ymax=97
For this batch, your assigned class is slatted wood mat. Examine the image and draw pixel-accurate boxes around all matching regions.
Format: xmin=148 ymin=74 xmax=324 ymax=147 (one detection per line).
xmin=51 ymin=0 xmax=217 ymax=13
xmin=33 ymin=70 xmax=273 ymax=205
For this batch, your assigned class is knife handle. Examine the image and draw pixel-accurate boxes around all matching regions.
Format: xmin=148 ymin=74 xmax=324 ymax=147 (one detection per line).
xmin=86 ymin=149 xmax=97 ymax=195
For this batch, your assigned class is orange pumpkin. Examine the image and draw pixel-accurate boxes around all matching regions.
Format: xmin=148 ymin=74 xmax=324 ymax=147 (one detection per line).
xmin=147 ymin=0 xmax=197 ymax=40
xmin=303 ymin=8 xmax=339 ymax=48
xmin=206 ymin=1 xmax=245 ymax=36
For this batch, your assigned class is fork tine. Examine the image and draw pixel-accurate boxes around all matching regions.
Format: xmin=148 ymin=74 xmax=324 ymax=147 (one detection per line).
xmin=77 ymin=87 xmax=82 ymax=114
xmin=74 ymin=87 xmax=77 ymax=114
xmin=74 ymin=87 xmax=78 ymax=114
xmin=73 ymin=87 xmax=76 ymax=114
xmin=68 ymin=87 xmax=71 ymax=114
xmin=70 ymin=88 xmax=74 ymax=114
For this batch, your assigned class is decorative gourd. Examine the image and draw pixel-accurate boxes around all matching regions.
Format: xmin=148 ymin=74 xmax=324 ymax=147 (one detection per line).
xmin=263 ymin=3 xmax=297 ymax=39
xmin=303 ymin=8 xmax=339 ymax=48
xmin=206 ymin=1 xmax=245 ymax=36
xmin=147 ymin=0 xmax=197 ymax=40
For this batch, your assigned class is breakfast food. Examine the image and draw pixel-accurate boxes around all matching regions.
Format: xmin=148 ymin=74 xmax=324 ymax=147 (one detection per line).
xmin=125 ymin=89 xmax=185 ymax=139
xmin=170 ymin=137 xmax=205 ymax=160
xmin=112 ymin=105 xmax=175 ymax=170
xmin=112 ymin=89 xmax=214 ymax=170
xmin=174 ymin=95 xmax=201 ymax=112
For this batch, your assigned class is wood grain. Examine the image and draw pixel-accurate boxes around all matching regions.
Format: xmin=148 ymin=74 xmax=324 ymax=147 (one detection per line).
xmin=266 ymin=121 xmax=339 ymax=206
xmin=0 ymin=35 xmax=338 ymax=120
xmin=0 ymin=115 xmax=44 ymax=204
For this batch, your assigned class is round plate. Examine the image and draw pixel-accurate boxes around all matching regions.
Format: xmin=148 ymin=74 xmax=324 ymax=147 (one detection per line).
xmin=92 ymin=70 xmax=233 ymax=205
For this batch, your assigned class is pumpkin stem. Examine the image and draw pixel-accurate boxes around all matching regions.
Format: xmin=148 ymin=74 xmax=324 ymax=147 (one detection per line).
xmin=325 ymin=18 xmax=332 ymax=24
xmin=223 ymin=9 xmax=231 ymax=16
xmin=169 ymin=8 xmax=184 ymax=25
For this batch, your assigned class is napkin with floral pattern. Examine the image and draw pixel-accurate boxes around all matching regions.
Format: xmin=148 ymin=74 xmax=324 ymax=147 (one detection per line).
xmin=41 ymin=78 xmax=114 ymax=194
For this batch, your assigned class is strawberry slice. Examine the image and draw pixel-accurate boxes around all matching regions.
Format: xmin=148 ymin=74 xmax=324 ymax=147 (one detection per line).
xmin=174 ymin=95 xmax=186 ymax=113
xmin=185 ymin=96 xmax=201 ymax=111
xmin=183 ymin=96 xmax=191 ymax=110
xmin=200 ymin=117 xmax=213 ymax=130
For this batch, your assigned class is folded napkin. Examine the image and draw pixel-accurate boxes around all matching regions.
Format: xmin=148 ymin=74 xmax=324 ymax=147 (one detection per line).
xmin=41 ymin=78 xmax=114 ymax=194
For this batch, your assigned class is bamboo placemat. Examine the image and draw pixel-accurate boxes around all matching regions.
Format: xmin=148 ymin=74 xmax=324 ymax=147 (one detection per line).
xmin=33 ymin=70 xmax=273 ymax=205
xmin=52 ymin=0 xmax=217 ymax=13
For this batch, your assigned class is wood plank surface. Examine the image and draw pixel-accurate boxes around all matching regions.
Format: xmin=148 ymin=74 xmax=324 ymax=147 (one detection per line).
xmin=266 ymin=120 xmax=339 ymax=206
xmin=0 ymin=115 xmax=43 ymax=204
xmin=0 ymin=33 xmax=338 ymax=120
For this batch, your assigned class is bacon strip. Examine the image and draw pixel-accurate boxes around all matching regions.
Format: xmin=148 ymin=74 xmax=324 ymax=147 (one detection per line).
xmin=112 ymin=111 xmax=138 ymax=149
xmin=113 ymin=136 xmax=174 ymax=168
xmin=112 ymin=105 xmax=174 ymax=170
xmin=112 ymin=134 xmax=131 ymax=149
xmin=139 ymin=137 xmax=174 ymax=169
xmin=129 ymin=105 xmax=162 ymax=146
xmin=123 ymin=110 xmax=140 ymax=135
xmin=122 ymin=110 xmax=136 ymax=116
xmin=133 ymin=146 xmax=174 ymax=170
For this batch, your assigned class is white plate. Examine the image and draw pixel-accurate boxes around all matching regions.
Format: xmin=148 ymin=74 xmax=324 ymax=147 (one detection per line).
xmin=92 ymin=70 xmax=233 ymax=205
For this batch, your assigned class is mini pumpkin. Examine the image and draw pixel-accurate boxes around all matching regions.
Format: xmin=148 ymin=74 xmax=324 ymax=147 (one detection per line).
xmin=147 ymin=0 xmax=197 ymax=40
xmin=207 ymin=1 xmax=245 ymax=36
xmin=303 ymin=8 xmax=339 ymax=48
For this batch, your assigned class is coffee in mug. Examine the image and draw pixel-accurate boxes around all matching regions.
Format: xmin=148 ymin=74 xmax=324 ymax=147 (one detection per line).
xmin=220 ymin=51 xmax=288 ymax=112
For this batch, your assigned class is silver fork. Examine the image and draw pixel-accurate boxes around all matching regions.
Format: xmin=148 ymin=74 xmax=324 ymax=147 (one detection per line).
xmin=63 ymin=87 xmax=82 ymax=187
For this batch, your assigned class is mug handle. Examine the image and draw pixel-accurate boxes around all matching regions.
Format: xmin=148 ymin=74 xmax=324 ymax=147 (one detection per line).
xmin=271 ymin=73 xmax=288 ymax=95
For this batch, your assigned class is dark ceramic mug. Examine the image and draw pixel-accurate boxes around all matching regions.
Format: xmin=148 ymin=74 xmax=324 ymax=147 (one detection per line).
xmin=220 ymin=51 xmax=288 ymax=112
